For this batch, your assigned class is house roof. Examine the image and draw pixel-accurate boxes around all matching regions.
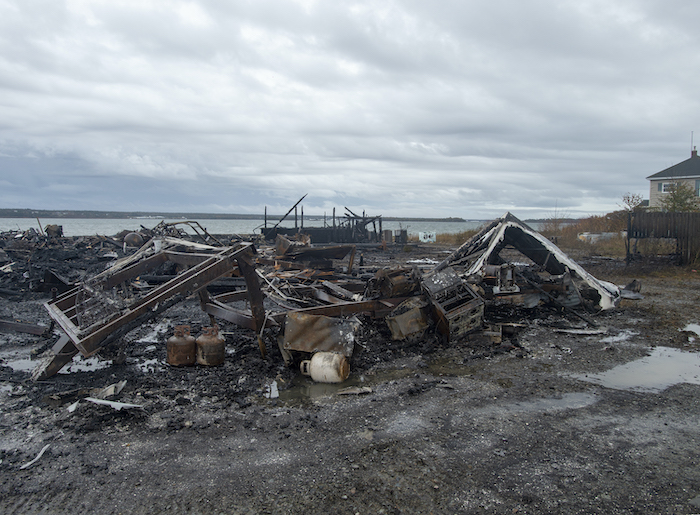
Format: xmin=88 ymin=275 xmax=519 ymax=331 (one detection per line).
xmin=646 ymin=149 xmax=700 ymax=180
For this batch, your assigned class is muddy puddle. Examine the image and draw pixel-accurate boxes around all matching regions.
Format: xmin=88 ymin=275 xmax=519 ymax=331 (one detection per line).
xmin=0 ymin=348 xmax=109 ymax=375
xmin=570 ymin=346 xmax=700 ymax=392
xmin=472 ymin=392 xmax=598 ymax=416
xmin=269 ymin=372 xmax=396 ymax=405
xmin=267 ymin=353 xmax=490 ymax=405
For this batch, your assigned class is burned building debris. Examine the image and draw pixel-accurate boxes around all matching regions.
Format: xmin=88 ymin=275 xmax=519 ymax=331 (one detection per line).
xmin=422 ymin=267 xmax=484 ymax=342
xmin=262 ymin=195 xmax=386 ymax=244
xmin=36 ymin=238 xmax=266 ymax=380
xmin=6 ymin=214 xmax=700 ymax=515
xmin=0 ymin=212 xmax=630 ymax=386
xmin=432 ymin=212 xmax=621 ymax=311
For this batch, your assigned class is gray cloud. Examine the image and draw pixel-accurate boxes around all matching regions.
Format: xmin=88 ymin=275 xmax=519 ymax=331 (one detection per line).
xmin=1 ymin=0 xmax=698 ymax=219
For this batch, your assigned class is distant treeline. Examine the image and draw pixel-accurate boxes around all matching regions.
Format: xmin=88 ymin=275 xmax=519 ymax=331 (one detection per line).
xmin=0 ymin=208 xmax=467 ymax=223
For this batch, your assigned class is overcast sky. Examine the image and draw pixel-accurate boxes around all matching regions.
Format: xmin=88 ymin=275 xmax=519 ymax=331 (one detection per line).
xmin=1 ymin=0 xmax=698 ymax=219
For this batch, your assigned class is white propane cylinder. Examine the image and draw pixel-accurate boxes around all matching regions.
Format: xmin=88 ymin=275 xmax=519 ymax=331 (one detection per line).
xmin=300 ymin=352 xmax=350 ymax=383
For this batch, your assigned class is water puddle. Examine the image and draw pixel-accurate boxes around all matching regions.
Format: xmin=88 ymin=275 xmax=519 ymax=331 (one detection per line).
xmin=59 ymin=355 xmax=110 ymax=374
xmin=570 ymin=346 xmax=700 ymax=392
xmin=473 ymin=392 xmax=598 ymax=416
xmin=1 ymin=345 xmax=112 ymax=374
xmin=275 ymin=373 xmax=377 ymax=404
xmin=600 ymin=329 xmax=637 ymax=344
xmin=3 ymin=357 xmax=36 ymax=372
xmin=0 ymin=384 xmax=14 ymax=394
xmin=135 ymin=358 xmax=163 ymax=373
xmin=136 ymin=320 xmax=172 ymax=344
xmin=271 ymin=354 xmax=532 ymax=405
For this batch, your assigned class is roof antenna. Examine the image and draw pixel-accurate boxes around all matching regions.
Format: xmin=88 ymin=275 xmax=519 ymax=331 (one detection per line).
xmin=692 ymin=131 xmax=694 ymax=154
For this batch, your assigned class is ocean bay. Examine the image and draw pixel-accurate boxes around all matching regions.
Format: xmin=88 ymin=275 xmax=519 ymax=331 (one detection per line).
xmin=0 ymin=217 xmax=491 ymax=238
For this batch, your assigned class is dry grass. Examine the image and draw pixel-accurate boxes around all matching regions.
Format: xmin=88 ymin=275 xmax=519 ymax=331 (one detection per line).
xmin=436 ymin=230 xmax=479 ymax=245
xmin=407 ymin=230 xmax=479 ymax=245
xmin=541 ymin=212 xmax=684 ymax=261
xmin=417 ymin=213 xmax=696 ymax=265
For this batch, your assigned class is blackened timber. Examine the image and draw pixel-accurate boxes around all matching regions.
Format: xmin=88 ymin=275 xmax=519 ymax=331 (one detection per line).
xmin=269 ymin=298 xmax=409 ymax=323
xmin=0 ymin=319 xmax=49 ymax=335
xmin=236 ymin=250 xmax=265 ymax=333
xmin=264 ymin=194 xmax=307 ymax=239
xmin=31 ymin=335 xmax=78 ymax=381
xmin=45 ymin=243 xmax=259 ymax=358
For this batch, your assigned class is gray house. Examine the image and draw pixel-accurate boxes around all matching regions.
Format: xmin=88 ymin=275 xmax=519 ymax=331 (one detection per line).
xmin=647 ymin=148 xmax=700 ymax=208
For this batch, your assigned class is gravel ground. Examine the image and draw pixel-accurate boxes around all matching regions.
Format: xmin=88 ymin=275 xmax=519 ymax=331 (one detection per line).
xmin=1 ymin=242 xmax=700 ymax=514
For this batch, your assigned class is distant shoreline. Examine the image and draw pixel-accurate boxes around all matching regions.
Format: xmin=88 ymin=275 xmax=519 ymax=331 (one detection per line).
xmin=0 ymin=208 xmax=470 ymax=223
xmin=0 ymin=208 xmax=583 ymax=225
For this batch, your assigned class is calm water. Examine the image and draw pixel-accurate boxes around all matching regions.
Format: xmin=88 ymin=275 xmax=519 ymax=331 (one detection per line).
xmin=0 ymin=217 xmax=494 ymax=237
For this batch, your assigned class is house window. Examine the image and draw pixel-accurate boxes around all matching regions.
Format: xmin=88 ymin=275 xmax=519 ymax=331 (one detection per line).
xmin=658 ymin=183 xmax=676 ymax=193
xmin=696 ymin=180 xmax=700 ymax=196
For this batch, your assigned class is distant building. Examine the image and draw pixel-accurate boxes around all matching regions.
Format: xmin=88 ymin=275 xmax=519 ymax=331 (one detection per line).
xmin=646 ymin=148 xmax=700 ymax=208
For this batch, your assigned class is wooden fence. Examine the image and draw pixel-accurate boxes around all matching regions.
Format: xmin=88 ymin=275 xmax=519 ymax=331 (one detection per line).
xmin=627 ymin=212 xmax=700 ymax=264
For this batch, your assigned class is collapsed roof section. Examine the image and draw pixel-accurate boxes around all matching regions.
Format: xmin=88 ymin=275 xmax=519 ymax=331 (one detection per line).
xmin=433 ymin=212 xmax=620 ymax=311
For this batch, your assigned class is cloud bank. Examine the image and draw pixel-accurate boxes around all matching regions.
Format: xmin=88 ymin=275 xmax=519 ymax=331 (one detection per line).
xmin=1 ymin=0 xmax=698 ymax=219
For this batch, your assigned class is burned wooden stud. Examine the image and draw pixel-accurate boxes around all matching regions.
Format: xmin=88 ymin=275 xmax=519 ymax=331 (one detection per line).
xmin=38 ymin=240 xmax=265 ymax=378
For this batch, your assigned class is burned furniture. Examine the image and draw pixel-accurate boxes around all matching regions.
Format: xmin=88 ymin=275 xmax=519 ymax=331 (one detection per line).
xmin=385 ymin=297 xmax=431 ymax=340
xmin=35 ymin=238 xmax=265 ymax=379
xmin=422 ymin=267 xmax=484 ymax=341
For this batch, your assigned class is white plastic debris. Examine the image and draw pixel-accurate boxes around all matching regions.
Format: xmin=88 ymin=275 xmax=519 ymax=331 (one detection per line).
xmin=84 ymin=397 xmax=143 ymax=410
xmin=92 ymin=380 xmax=127 ymax=400
xmin=20 ymin=444 xmax=50 ymax=470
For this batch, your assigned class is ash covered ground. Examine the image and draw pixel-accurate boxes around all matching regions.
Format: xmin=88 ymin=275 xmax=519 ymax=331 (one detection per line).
xmin=1 ymin=232 xmax=700 ymax=514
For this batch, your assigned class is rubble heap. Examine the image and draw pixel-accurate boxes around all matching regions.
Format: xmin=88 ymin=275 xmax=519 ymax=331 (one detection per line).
xmin=0 ymin=212 xmax=635 ymax=385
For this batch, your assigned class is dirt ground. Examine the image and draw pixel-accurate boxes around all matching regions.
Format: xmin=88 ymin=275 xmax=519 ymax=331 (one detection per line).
xmin=1 ymin=240 xmax=700 ymax=514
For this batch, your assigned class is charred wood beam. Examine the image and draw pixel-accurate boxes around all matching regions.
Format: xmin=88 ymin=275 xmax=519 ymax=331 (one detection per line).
xmin=31 ymin=334 xmax=78 ymax=381
xmin=45 ymin=244 xmax=257 ymax=358
xmin=270 ymin=297 xmax=409 ymax=323
xmin=0 ymin=319 xmax=49 ymax=336
xmin=100 ymin=252 xmax=169 ymax=289
xmin=235 ymin=251 xmax=265 ymax=333
xmin=264 ymin=194 xmax=307 ymax=239
xmin=321 ymin=280 xmax=356 ymax=301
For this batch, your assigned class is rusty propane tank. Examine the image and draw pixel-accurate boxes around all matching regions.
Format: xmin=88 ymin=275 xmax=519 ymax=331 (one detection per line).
xmin=196 ymin=326 xmax=225 ymax=366
xmin=300 ymin=352 xmax=350 ymax=383
xmin=166 ymin=325 xmax=196 ymax=366
xmin=124 ymin=232 xmax=144 ymax=247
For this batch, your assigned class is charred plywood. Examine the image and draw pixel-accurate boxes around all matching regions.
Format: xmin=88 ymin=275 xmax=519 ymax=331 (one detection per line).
xmin=385 ymin=297 xmax=430 ymax=340
xmin=282 ymin=312 xmax=360 ymax=357
xmin=367 ymin=268 xmax=421 ymax=298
